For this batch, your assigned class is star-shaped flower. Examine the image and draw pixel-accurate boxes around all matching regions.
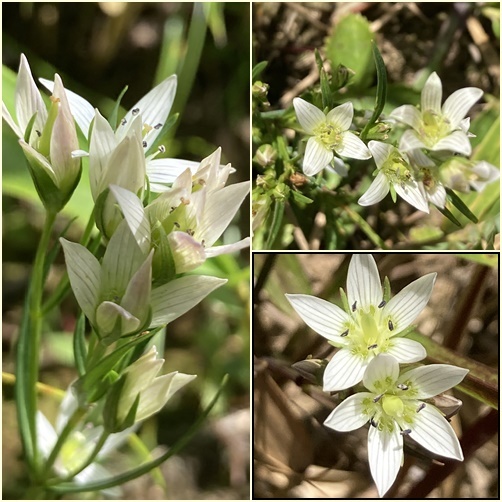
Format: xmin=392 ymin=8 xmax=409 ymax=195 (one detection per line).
xmin=324 ymin=354 xmax=468 ymax=497
xmin=358 ymin=141 xmax=430 ymax=213
xmin=286 ymin=254 xmax=435 ymax=391
xmin=390 ymin=72 xmax=483 ymax=156
xmin=293 ymin=97 xmax=371 ymax=176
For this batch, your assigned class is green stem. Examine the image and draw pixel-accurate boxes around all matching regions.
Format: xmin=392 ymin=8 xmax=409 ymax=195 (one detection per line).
xmin=26 ymin=211 xmax=57 ymax=471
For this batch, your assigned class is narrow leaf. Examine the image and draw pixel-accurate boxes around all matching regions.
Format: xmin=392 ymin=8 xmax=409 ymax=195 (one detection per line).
xmin=446 ymin=188 xmax=478 ymax=223
xmin=73 ymin=313 xmax=87 ymax=376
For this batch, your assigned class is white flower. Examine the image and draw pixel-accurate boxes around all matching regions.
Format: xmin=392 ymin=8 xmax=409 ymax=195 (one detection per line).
xmin=358 ymin=141 xmax=430 ymax=213
xmin=293 ymin=97 xmax=371 ymax=176
xmin=110 ymin=147 xmax=250 ymax=274
xmin=390 ymin=72 xmax=483 ymax=156
xmin=286 ymin=254 xmax=435 ymax=391
xmin=324 ymin=354 xmax=468 ymax=497
xmin=118 ymin=346 xmax=196 ymax=423
xmin=439 ymin=157 xmax=500 ymax=193
xmin=36 ymin=387 xmax=134 ymax=494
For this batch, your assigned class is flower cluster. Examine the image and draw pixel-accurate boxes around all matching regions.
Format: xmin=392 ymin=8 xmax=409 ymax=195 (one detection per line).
xmin=294 ymin=72 xmax=499 ymax=214
xmin=3 ymin=54 xmax=249 ymax=488
xmin=286 ymin=254 xmax=468 ymax=497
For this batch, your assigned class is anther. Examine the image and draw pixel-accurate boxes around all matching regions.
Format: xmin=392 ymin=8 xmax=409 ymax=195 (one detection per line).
xmin=400 ymin=429 xmax=412 ymax=436
xmin=201 ymin=239 xmax=206 ymax=247
xmin=154 ymin=123 xmax=162 ymax=129
xmin=416 ymin=403 xmax=426 ymax=413
xmin=388 ymin=319 xmax=394 ymax=331
xmin=173 ymin=222 xmax=180 ymax=228
xmin=187 ymin=229 xmax=194 ymax=236
xmin=351 ymin=301 xmax=357 ymax=312
xmin=370 ymin=418 xmax=378 ymax=428
xmin=378 ymin=300 xmax=386 ymax=308
xmin=397 ymin=383 xmax=408 ymax=391
xmin=341 ymin=329 xmax=349 ymax=337
xmin=121 ymin=118 xmax=127 ymax=126
xmin=158 ymin=145 xmax=166 ymax=153
xmin=132 ymin=108 xmax=140 ymax=115
xmin=368 ymin=344 xmax=378 ymax=350
xmin=142 ymin=141 xmax=147 ymax=148
xmin=36 ymin=130 xmax=42 ymax=137
xmin=373 ymin=394 xmax=383 ymax=403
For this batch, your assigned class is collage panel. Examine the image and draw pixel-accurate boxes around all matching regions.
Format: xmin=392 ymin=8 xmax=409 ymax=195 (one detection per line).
xmin=3 ymin=2 xmax=250 ymax=499
xmin=252 ymin=3 xmax=500 ymax=250
xmin=253 ymin=252 xmax=499 ymax=498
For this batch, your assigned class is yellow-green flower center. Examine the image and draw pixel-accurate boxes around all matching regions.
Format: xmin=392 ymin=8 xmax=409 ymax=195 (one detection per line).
xmin=314 ymin=122 xmax=343 ymax=151
xmin=418 ymin=109 xmax=452 ymax=147
xmin=56 ymin=431 xmax=95 ymax=475
xmin=382 ymin=151 xmax=413 ymax=187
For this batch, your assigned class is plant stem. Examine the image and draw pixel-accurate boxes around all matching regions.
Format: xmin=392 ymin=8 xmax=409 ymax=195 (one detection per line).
xmin=23 ymin=210 xmax=57 ymax=472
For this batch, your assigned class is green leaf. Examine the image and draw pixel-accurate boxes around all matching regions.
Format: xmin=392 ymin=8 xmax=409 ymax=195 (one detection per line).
xmin=252 ymin=61 xmax=268 ymax=81
xmin=361 ymin=42 xmax=388 ymax=140
xmin=290 ymin=190 xmax=313 ymax=205
xmin=436 ymin=205 xmax=461 ymax=227
xmin=108 ymin=85 xmax=128 ymax=131
xmin=265 ymin=198 xmax=285 ymax=249
xmin=446 ymin=188 xmax=478 ymax=223
xmin=324 ymin=13 xmax=374 ymax=90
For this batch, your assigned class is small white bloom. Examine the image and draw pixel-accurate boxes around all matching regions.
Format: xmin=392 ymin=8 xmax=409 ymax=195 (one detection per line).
xmin=118 ymin=346 xmax=196 ymax=423
xmin=293 ymin=97 xmax=371 ymax=176
xmin=358 ymin=141 xmax=430 ymax=213
xmin=439 ymin=157 xmax=500 ymax=193
xmin=286 ymin=254 xmax=435 ymax=391
xmin=390 ymin=72 xmax=483 ymax=156
xmin=324 ymin=354 xmax=468 ymax=497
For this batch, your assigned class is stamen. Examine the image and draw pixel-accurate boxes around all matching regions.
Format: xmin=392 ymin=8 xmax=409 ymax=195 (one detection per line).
xmin=416 ymin=403 xmax=426 ymax=413
xmin=351 ymin=301 xmax=357 ymax=312
xmin=397 ymin=383 xmax=408 ymax=391
xmin=341 ymin=329 xmax=349 ymax=337
xmin=154 ymin=123 xmax=162 ymax=129
xmin=201 ymin=239 xmax=206 ymax=247
xmin=158 ymin=145 xmax=166 ymax=153
xmin=132 ymin=108 xmax=140 ymax=115
xmin=169 ymin=206 xmax=176 ymax=213
xmin=142 ymin=141 xmax=147 ymax=148
xmin=370 ymin=418 xmax=378 ymax=428
xmin=388 ymin=319 xmax=394 ymax=331
xmin=400 ymin=429 xmax=412 ymax=436
xmin=187 ymin=229 xmax=194 ymax=236
xmin=121 ymin=118 xmax=127 ymax=126
xmin=180 ymin=197 xmax=190 ymax=205
xmin=373 ymin=394 xmax=383 ymax=403
xmin=36 ymin=130 xmax=42 ymax=137
xmin=378 ymin=300 xmax=386 ymax=308
xmin=368 ymin=344 xmax=378 ymax=350
xmin=173 ymin=222 xmax=180 ymax=228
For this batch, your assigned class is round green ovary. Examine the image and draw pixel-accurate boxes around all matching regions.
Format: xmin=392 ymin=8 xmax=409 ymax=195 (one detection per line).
xmin=382 ymin=151 xmax=413 ymax=186
xmin=314 ymin=122 xmax=342 ymax=151
xmin=419 ymin=110 xmax=451 ymax=147
xmin=350 ymin=310 xmax=391 ymax=357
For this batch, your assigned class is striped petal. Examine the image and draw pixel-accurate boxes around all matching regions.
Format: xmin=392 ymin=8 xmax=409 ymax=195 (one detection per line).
xmin=347 ymin=254 xmax=382 ymax=312
xmin=324 ymin=392 xmax=373 ymax=432
xmin=323 ymin=349 xmax=367 ymax=391
xmin=293 ymin=97 xmax=325 ymax=134
xmin=303 ymin=136 xmax=332 ymax=176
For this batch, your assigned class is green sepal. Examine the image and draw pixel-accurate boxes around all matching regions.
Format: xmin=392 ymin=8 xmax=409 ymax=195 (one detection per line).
xmin=436 ymin=204 xmax=461 ymax=227
xmin=24 ymin=112 xmax=38 ymax=144
xmin=339 ymin=287 xmax=350 ymax=313
xmin=290 ymin=190 xmax=313 ymax=205
xmin=103 ymin=376 xmax=140 ymax=433
xmin=109 ymin=85 xmax=129 ymax=131
xmin=152 ymin=224 xmax=177 ymax=287
xmin=389 ymin=184 xmax=397 ymax=203
xmin=252 ymin=61 xmax=268 ymax=81
xmin=94 ymin=187 xmax=111 ymax=240
xmin=383 ymin=276 xmax=391 ymax=302
xmin=73 ymin=312 xmax=88 ymax=376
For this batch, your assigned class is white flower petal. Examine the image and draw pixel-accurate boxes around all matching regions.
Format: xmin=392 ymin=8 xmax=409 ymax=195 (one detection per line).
xmin=469 ymin=161 xmax=500 ymax=191
xmin=303 ymin=137 xmax=332 ymax=176
xmin=410 ymin=404 xmax=463 ymax=460
xmin=363 ymin=354 xmax=399 ymax=393
xmin=421 ymin=72 xmax=442 ymax=114
xmin=324 ymin=393 xmax=373 ymax=432
xmin=368 ymin=425 xmax=403 ymax=497
xmin=383 ymin=273 xmax=436 ymax=334
xmin=2 ymin=101 xmax=23 ymax=138
xmin=358 ymin=171 xmax=390 ymax=206
xmin=293 ymin=97 xmax=325 ymax=134
xmin=36 ymin=411 xmax=58 ymax=459
xmin=406 ymin=148 xmax=435 ymax=168
xmin=426 ymin=183 xmax=447 ymax=208
xmin=442 ymin=87 xmax=483 ymax=128
xmin=399 ymin=129 xmax=427 ymax=151
xmin=326 ymin=101 xmax=353 ymax=130
xmin=433 ymin=130 xmax=472 ymax=156
xmin=347 ymin=253 xmax=382 ymax=312
xmin=150 ymin=275 xmax=226 ymax=327
xmin=386 ymin=338 xmax=426 ymax=363
xmin=116 ymin=75 xmax=178 ymax=146
xmin=399 ymin=364 xmax=468 ymax=399
xmin=323 ymin=349 xmax=367 ymax=392
xmin=60 ymin=238 xmax=101 ymax=323
xmin=285 ymin=294 xmax=352 ymax=343
xmin=367 ymin=140 xmax=393 ymax=169
xmin=390 ymin=104 xmax=422 ymax=130
xmin=336 ymin=131 xmax=371 ymax=159
xmin=394 ymin=180 xmax=430 ymax=213
xmin=39 ymin=77 xmax=95 ymax=138
xmin=146 ymin=157 xmax=201 ymax=186
xmin=96 ymin=300 xmax=140 ymax=335
xmin=205 ymin=237 xmax=251 ymax=258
